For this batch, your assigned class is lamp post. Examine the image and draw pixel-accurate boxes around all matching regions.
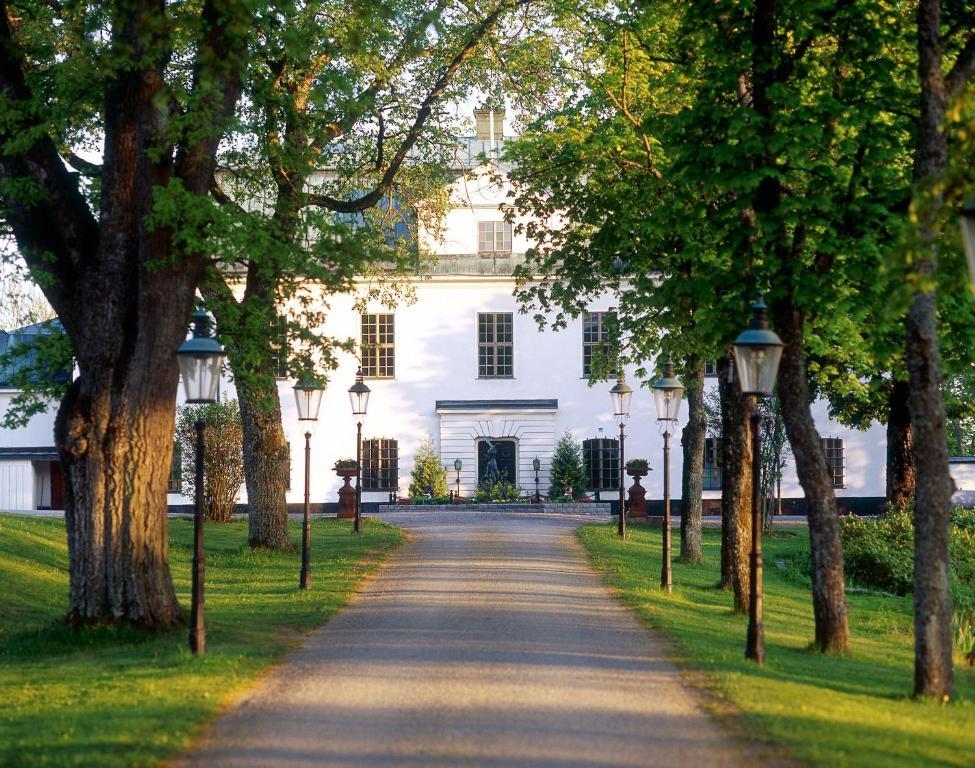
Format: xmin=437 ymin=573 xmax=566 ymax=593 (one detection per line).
xmin=176 ymin=303 xmax=224 ymax=656
xmin=294 ymin=378 xmax=325 ymax=590
xmin=348 ymin=368 xmax=371 ymax=534
xmin=652 ymin=356 xmax=684 ymax=593
xmin=454 ymin=458 xmax=462 ymax=498
xmin=610 ymin=371 xmax=633 ymax=538
xmin=733 ymin=295 xmax=784 ymax=665
xmin=533 ymin=456 xmax=541 ymax=502
xmin=962 ymin=198 xmax=975 ymax=286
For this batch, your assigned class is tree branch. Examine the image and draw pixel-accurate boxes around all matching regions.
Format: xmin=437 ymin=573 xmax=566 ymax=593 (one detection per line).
xmin=64 ymin=151 xmax=102 ymax=177
xmin=945 ymin=31 xmax=975 ymax=99
xmin=306 ymin=0 xmax=527 ymax=214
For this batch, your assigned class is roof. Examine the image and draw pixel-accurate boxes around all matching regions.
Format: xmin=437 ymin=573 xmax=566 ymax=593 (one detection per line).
xmin=0 ymin=319 xmax=69 ymax=389
xmin=0 ymin=446 xmax=58 ymax=461
xmin=436 ymin=399 xmax=558 ymax=412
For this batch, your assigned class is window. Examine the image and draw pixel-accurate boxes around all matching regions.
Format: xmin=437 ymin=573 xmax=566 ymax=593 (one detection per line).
xmin=363 ymin=438 xmax=398 ymax=491
xmin=168 ymin=445 xmax=182 ymax=493
xmin=583 ymin=311 xmax=615 ymax=377
xmin=703 ymin=437 xmax=721 ymax=490
xmin=284 ymin=441 xmax=291 ymax=491
xmin=361 ymin=314 xmax=395 ymax=378
xmin=477 ymin=221 xmax=512 ymax=256
xmin=583 ymin=438 xmax=620 ymax=491
xmin=270 ymin=315 xmax=288 ymax=379
xmin=478 ymin=313 xmax=513 ymax=377
xmin=704 ymin=360 xmax=718 ymax=377
xmin=821 ymin=438 xmax=845 ymax=488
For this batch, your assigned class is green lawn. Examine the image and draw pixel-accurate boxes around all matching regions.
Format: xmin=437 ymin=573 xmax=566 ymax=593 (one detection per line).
xmin=579 ymin=523 xmax=975 ymax=768
xmin=0 ymin=513 xmax=404 ymax=768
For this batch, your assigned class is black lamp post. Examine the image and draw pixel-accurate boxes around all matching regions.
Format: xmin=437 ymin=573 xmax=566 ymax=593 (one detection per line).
xmin=176 ymin=303 xmax=224 ymax=656
xmin=294 ymin=378 xmax=325 ymax=590
xmin=733 ymin=295 xmax=784 ymax=665
xmin=454 ymin=458 xmax=462 ymax=498
xmin=652 ymin=356 xmax=684 ymax=593
xmin=961 ymin=198 xmax=975 ymax=286
xmin=348 ymin=368 xmax=371 ymax=534
xmin=533 ymin=456 xmax=541 ymax=502
xmin=609 ymin=371 xmax=633 ymax=539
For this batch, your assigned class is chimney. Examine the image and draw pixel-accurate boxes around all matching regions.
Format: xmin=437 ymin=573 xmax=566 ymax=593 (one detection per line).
xmin=474 ymin=105 xmax=504 ymax=143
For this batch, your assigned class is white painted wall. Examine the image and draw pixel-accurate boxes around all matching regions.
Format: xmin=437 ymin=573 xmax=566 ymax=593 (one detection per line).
xmin=0 ymin=460 xmax=34 ymax=511
xmin=0 ymin=391 xmax=57 ymax=447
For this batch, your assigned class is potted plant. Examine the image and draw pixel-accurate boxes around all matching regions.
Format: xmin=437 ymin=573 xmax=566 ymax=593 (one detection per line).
xmin=334 ymin=458 xmax=359 ymax=478
xmin=626 ymin=458 xmax=650 ymax=478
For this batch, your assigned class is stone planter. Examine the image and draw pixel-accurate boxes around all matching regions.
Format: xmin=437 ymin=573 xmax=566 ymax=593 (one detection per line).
xmin=626 ymin=470 xmax=649 ymax=518
xmin=335 ymin=467 xmax=358 ymax=518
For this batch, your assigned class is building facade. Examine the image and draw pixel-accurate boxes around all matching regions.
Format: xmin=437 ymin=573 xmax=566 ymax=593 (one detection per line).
xmin=0 ymin=113 xmax=960 ymax=513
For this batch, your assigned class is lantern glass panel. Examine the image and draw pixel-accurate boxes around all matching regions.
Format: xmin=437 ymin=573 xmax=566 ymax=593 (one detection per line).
xmin=178 ymin=353 xmax=221 ymax=404
xmin=349 ymin=388 xmax=370 ymax=416
xmin=734 ymin=344 xmax=783 ymax=396
xmin=652 ymin=386 xmax=684 ymax=421
xmin=294 ymin=386 xmax=324 ymax=421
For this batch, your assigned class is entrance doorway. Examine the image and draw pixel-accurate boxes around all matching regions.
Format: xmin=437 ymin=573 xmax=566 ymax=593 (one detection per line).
xmin=477 ymin=439 xmax=517 ymax=487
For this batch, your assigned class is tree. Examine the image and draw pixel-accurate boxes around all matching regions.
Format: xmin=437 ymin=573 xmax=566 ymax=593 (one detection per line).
xmin=0 ymin=0 xmax=254 ymax=625
xmin=679 ymin=357 xmax=706 ymax=563
xmin=548 ymin=432 xmax=587 ymax=500
xmin=904 ymin=0 xmax=975 ymax=699
xmin=203 ymin=0 xmax=535 ymax=550
xmin=409 ymin=435 xmax=448 ymax=498
xmin=176 ymin=399 xmax=246 ymax=523
xmin=0 ymin=259 xmax=54 ymax=329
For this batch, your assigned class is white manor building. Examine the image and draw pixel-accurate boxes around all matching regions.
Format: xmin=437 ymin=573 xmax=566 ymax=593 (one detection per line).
xmin=3 ymin=109 xmax=971 ymax=514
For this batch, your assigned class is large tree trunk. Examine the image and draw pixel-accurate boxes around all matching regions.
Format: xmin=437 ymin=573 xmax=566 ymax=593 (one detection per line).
xmin=772 ymin=298 xmax=849 ymax=653
xmin=238 ymin=377 xmax=293 ymax=550
xmin=887 ymin=379 xmax=916 ymax=510
xmin=906 ymin=0 xmax=955 ymax=699
xmin=57 ymin=281 xmax=196 ymax=626
xmin=0 ymin=0 xmax=249 ymax=626
xmin=680 ymin=357 xmax=706 ymax=563
xmin=718 ymin=350 xmax=752 ymax=610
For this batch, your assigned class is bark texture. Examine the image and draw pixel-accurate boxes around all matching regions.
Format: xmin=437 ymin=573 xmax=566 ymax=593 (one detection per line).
xmin=718 ymin=351 xmax=752 ymax=610
xmin=887 ymin=379 xmax=916 ymax=510
xmin=772 ymin=298 xmax=849 ymax=653
xmin=906 ymin=0 xmax=959 ymax=699
xmin=680 ymin=358 xmax=706 ymax=563
xmin=0 ymin=0 xmax=248 ymax=625
xmin=238 ymin=377 xmax=292 ymax=550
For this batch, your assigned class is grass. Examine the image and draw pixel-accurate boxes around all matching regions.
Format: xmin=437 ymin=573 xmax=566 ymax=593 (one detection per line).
xmin=0 ymin=513 xmax=404 ymax=768
xmin=579 ymin=523 xmax=975 ymax=768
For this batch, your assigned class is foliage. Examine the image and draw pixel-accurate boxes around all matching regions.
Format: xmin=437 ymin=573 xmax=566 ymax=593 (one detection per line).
xmin=625 ymin=458 xmax=648 ymax=470
xmin=548 ymin=432 xmax=587 ymax=499
xmin=408 ymin=435 xmax=448 ymax=498
xmin=839 ymin=507 xmax=975 ymax=622
xmin=406 ymin=496 xmax=453 ymax=505
xmin=579 ymin=523 xmax=975 ymax=767
xmin=0 ymin=320 xmax=72 ymax=429
xmin=0 ymin=513 xmax=403 ymax=768
xmin=473 ymin=480 xmax=520 ymax=503
xmin=176 ymin=400 xmax=246 ymax=523
xmin=0 ymin=259 xmax=55 ymax=331
xmin=945 ymin=374 xmax=975 ymax=456
xmin=333 ymin=458 xmax=358 ymax=471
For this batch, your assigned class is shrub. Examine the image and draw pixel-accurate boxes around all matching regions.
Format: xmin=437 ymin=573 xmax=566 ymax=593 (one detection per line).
xmin=548 ymin=432 xmax=587 ymax=499
xmin=473 ymin=479 xmax=520 ymax=503
xmin=626 ymin=458 xmax=649 ymax=470
xmin=408 ymin=435 xmax=448 ymax=497
xmin=176 ymin=399 xmax=245 ymax=522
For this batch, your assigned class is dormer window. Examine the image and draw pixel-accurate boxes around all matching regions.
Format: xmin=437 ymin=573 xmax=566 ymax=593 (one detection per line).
xmin=478 ymin=221 xmax=512 ymax=257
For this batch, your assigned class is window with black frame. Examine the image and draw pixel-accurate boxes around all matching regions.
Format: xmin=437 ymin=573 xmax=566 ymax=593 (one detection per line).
xmin=361 ymin=313 xmax=395 ymax=378
xmin=821 ymin=437 xmax=845 ymax=488
xmin=363 ymin=438 xmax=398 ymax=491
xmin=478 ymin=313 xmax=513 ymax=377
xmin=582 ymin=311 xmax=616 ymax=378
xmin=703 ymin=437 xmax=722 ymax=490
xmin=583 ymin=438 xmax=620 ymax=491
xmin=167 ymin=445 xmax=182 ymax=493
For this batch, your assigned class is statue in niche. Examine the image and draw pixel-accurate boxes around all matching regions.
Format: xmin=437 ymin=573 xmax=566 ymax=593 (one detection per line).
xmin=482 ymin=439 xmax=500 ymax=488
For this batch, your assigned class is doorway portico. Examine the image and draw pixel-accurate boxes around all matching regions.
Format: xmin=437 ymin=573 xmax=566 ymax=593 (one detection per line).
xmin=436 ymin=399 xmax=557 ymax=496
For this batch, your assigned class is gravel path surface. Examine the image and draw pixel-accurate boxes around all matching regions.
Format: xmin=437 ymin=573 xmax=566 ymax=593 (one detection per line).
xmin=170 ymin=512 xmax=754 ymax=768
